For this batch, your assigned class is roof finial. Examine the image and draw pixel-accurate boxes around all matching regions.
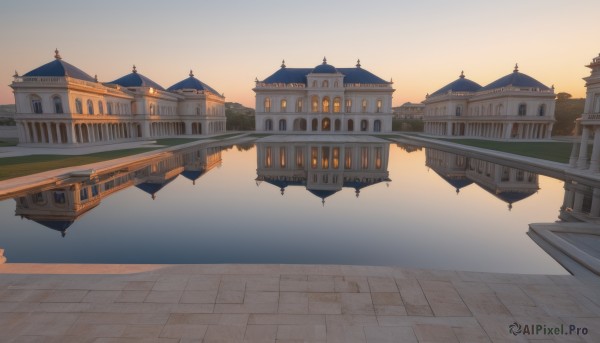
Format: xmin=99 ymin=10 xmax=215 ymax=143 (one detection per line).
xmin=281 ymin=59 xmax=286 ymax=68
xmin=13 ymin=70 xmax=19 ymax=78
xmin=132 ymin=65 xmax=137 ymax=73
xmin=460 ymin=70 xmax=465 ymax=78
xmin=322 ymin=198 xmax=325 ymax=206
xmin=255 ymin=77 xmax=259 ymax=83
xmin=551 ymin=84 xmax=555 ymax=90
xmin=94 ymin=74 xmax=98 ymax=82
xmin=514 ymin=63 xmax=519 ymax=72
xmin=189 ymin=69 xmax=194 ymax=77
xmin=356 ymin=59 xmax=361 ymax=68
xmin=322 ymin=56 xmax=327 ymax=65
xmin=54 ymin=48 xmax=61 ymax=60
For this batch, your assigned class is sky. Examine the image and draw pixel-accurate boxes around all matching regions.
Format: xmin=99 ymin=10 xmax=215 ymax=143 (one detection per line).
xmin=0 ymin=0 xmax=598 ymax=108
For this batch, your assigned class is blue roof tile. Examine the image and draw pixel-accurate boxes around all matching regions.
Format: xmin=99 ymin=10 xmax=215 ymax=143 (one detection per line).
xmin=167 ymin=74 xmax=222 ymax=96
xmin=260 ymin=67 xmax=389 ymax=85
xmin=480 ymin=70 xmax=550 ymax=91
xmin=430 ymin=73 xmax=482 ymax=96
xmin=109 ymin=71 xmax=165 ymax=91
xmin=23 ymin=59 xmax=96 ymax=82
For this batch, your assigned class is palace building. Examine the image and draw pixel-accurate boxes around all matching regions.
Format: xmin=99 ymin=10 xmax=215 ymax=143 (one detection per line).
xmin=423 ymin=65 xmax=555 ymax=140
xmin=10 ymin=50 xmax=226 ymax=146
xmin=569 ymin=53 xmax=600 ymax=172
xmin=253 ymin=58 xmax=394 ymax=133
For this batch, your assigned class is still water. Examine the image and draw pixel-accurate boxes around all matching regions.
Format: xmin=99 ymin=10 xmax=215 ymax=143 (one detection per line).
xmin=0 ymin=137 xmax=571 ymax=274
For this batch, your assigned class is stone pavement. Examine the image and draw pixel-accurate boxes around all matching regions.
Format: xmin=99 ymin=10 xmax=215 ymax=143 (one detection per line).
xmin=0 ymin=264 xmax=598 ymax=342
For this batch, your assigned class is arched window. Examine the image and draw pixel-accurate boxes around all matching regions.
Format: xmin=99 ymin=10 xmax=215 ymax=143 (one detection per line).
xmin=518 ymin=103 xmax=527 ymax=116
xmin=374 ymin=120 xmax=382 ymax=132
xmin=31 ymin=95 xmax=43 ymax=114
xmin=538 ymin=104 xmax=546 ymax=116
xmin=322 ymin=80 xmax=329 ymax=88
xmin=334 ymin=80 xmax=339 ymax=88
xmin=311 ymin=96 xmax=319 ymax=112
xmin=376 ymin=99 xmax=382 ymax=113
xmin=107 ymin=102 xmax=113 ymax=115
xmin=455 ymin=106 xmax=462 ymax=116
xmin=333 ymin=97 xmax=341 ymax=113
xmin=264 ymin=97 xmax=271 ymax=112
xmin=312 ymin=80 xmax=317 ymax=88
xmin=75 ymin=98 xmax=83 ymax=114
xmin=361 ymin=99 xmax=367 ymax=113
xmin=311 ymin=118 xmax=318 ymax=131
xmin=265 ymin=119 xmax=273 ymax=131
xmin=322 ymin=97 xmax=330 ymax=112
xmin=279 ymin=119 xmax=287 ymax=131
xmin=296 ymin=98 xmax=303 ymax=112
xmin=87 ymin=99 xmax=94 ymax=115
xmin=348 ymin=119 xmax=354 ymax=132
xmin=98 ymin=101 xmax=104 ymax=115
xmin=360 ymin=119 xmax=368 ymax=131
xmin=345 ymin=99 xmax=352 ymax=112
xmin=280 ymin=99 xmax=287 ymax=112
xmin=52 ymin=96 xmax=63 ymax=114
xmin=322 ymin=118 xmax=330 ymax=131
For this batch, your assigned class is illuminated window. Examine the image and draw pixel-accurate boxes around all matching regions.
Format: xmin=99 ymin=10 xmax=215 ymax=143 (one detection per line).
xmin=332 ymin=147 xmax=339 ymax=169
xmin=362 ymin=99 xmax=367 ymax=113
xmin=311 ymin=147 xmax=318 ymax=169
xmin=345 ymin=99 xmax=352 ymax=112
xmin=311 ymin=96 xmax=319 ymax=112
xmin=279 ymin=147 xmax=286 ymax=168
xmin=264 ymin=97 xmax=271 ymax=112
xmin=322 ymin=97 xmax=330 ymax=112
xmin=321 ymin=147 xmax=329 ymax=169
xmin=376 ymin=99 xmax=382 ymax=113
xmin=295 ymin=147 xmax=304 ymax=168
xmin=280 ymin=99 xmax=287 ymax=112
xmin=375 ymin=147 xmax=382 ymax=169
xmin=296 ymin=98 xmax=303 ymax=112
xmin=150 ymin=104 xmax=155 ymax=115
xmin=333 ymin=97 xmax=341 ymax=113
xmin=322 ymin=80 xmax=329 ymax=88
xmin=265 ymin=147 xmax=272 ymax=168
xmin=345 ymin=147 xmax=352 ymax=169
xmin=53 ymin=96 xmax=63 ymax=114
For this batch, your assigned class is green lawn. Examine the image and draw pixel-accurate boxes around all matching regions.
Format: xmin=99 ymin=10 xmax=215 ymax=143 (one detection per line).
xmin=438 ymin=138 xmax=575 ymax=163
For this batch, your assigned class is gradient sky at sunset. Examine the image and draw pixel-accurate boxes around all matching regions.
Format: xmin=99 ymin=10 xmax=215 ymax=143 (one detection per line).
xmin=0 ymin=0 xmax=598 ymax=107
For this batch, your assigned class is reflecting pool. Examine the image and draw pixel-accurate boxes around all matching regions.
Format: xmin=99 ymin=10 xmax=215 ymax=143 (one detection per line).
xmin=0 ymin=136 xmax=575 ymax=274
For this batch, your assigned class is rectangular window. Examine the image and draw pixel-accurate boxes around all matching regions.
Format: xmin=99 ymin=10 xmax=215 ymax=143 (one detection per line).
xmin=311 ymin=147 xmax=318 ymax=169
xmin=80 ymin=188 xmax=88 ymax=201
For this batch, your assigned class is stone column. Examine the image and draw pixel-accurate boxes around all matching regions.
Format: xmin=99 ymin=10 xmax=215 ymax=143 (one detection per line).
xmin=569 ymin=142 xmax=581 ymax=167
xmin=573 ymin=190 xmax=585 ymax=212
xmin=577 ymin=127 xmax=590 ymax=169
xmin=589 ymin=127 xmax=600 ymax=172
xmin=590 ymin=188 xmax=600 ymax=217
xmin=562 ymin=183 xmax=575 ymax=210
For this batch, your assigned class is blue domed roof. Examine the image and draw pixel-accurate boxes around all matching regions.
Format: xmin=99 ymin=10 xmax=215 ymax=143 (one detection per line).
xmin=109 ymin=66 xmax=165 ymax=91
xmin=167 ymin=70 xmax=222 ymax=96
xmin=430 ymin=72 xmax=482 ymax=96
xmin=480 ymin=65 xmax=550 ymax=91
xmin=311 ymin=57 xmax=338 ymax=74
xmin=23 ymin=50 xmax=96 ymax=82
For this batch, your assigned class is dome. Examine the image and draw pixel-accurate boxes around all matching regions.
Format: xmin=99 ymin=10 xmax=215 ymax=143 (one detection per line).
xmin=311 ymin=57 xmax=338 ymax=74
xmin=480 ymin=64 xmax=550 ymax=91
xmin=108 ymin=66 xmax=165 ymax=90
xmin=167 ymin=70 xmax=222 ymax=96
xmin=430 ymin=71 xmax=482 ymax=96
xmin=23 ymin=49 xmax=96 ymax=82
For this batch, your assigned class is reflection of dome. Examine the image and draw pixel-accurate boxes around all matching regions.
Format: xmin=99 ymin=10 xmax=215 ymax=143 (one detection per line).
xmin=430 ymin=71 xmax=481 ymax=96
xmin=480 ymin=65 xmax=550 ymax=91
xmin=167 ymin=70 xmax=222 ymax=95
xmin=32 ymin=220 xmax=74 ymax=237
xmin=181 ymin=169 xmax=206 ymax=183
xmin=432 ymin=171 xmax=473 ymax=193
xmin=135 ymin=175 xmax=178 ymax=199
xmin=109 ymin=66 xmax=165 ymax=90
xmin=23 ymin=50 xmax=96 ymax=82
xmin=312 ymin=57 xmax=338 ymax=74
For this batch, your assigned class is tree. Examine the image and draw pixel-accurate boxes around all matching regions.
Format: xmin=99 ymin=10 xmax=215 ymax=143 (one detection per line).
xmin=556 ymin=92 xmax=572 ymax=100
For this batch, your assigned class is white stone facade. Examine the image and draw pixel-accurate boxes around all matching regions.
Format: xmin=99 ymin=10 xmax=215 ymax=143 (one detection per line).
xmin=10 ymin=51 xmax=226 ymax=146
xmin=570 ymin=53 xmax=600 ymax=172
xmin=254 ymin=59 xmax=394 ymax=134
xmin=423 ymin=67 xmax=555 ymax=140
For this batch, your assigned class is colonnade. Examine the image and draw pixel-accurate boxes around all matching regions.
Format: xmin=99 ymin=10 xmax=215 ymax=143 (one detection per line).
xmin=572 ymin=126 xmax=600 ymax=172
xmin=424 ymin=121 xmax=552 ymax=139
xmin=19 ymin=121 xmax=140 ymax=144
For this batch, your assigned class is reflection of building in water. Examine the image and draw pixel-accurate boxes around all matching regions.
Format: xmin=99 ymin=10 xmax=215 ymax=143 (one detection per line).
xmin=559 ymin=179 xmax=600 ymax=223
xmin=426 ymin=149 xmax=539 ymax=209
xmin=13 ymin=145 xmax=222 ymax=236
xmin=256 ymin=141 xmax=390 ymax=204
